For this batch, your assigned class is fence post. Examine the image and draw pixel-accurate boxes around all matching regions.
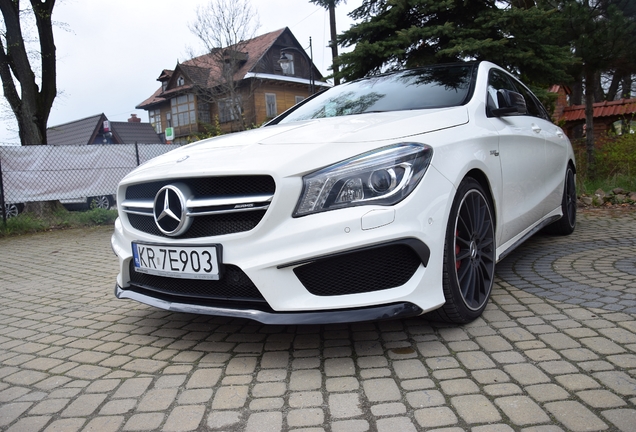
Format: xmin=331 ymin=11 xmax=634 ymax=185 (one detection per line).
xmin=0 ymin=155 xmax=6 ymax=226
xmin=135 ymin=141 xmax=140 ymax=166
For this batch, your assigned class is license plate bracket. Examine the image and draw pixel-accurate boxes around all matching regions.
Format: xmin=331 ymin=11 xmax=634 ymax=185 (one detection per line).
xmin=132 ymin=242 xmax=223 ymax=280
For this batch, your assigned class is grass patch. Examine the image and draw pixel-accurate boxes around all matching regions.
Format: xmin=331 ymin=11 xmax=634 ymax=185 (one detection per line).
xmin=573 ymin=133 xmax=636 ymax=195
xmin=0 ymin=207 xmax=118 ymax=237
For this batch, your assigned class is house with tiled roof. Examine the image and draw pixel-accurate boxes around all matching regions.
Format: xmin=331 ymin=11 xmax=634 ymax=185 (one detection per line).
xmin=47 ymin=114 xmax=163 ymax=145
xmin=136 ymin=28 xmax=330 ymax=142
xmin=550 ymin=85 xmax=636 ymax=139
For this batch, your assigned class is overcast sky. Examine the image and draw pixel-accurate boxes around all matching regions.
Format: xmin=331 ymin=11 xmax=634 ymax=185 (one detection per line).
xmin=0 ymin=0 xmax=362 ymax=145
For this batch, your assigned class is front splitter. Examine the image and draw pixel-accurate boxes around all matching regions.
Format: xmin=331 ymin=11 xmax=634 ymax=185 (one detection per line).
xmin=115 ymin=284 xmax=423 ymax=325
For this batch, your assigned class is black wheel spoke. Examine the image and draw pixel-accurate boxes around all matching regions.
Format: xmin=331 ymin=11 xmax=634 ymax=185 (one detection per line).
xmin=453 ymin=188 xmax=495 ymax=311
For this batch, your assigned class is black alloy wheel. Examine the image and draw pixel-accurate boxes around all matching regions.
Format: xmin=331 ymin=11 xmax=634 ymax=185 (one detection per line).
xmin=434 ymin=177 xmax=496 ymax=324
xmin=544 ymin=165 xmax=576 ymax=236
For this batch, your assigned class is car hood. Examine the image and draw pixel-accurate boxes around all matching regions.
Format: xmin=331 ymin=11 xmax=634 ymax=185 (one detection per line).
xmin=122 ymin=107 xmax=468 ymax=183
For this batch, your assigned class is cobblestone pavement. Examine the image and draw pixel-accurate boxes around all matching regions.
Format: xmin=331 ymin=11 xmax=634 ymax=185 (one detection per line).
xmin=1 ymin=210 xmax=635 ymax=432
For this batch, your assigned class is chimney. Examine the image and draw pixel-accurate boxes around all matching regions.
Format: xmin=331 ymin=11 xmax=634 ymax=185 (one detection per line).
xmin=128 ymin=114 xmax=141 ymax=123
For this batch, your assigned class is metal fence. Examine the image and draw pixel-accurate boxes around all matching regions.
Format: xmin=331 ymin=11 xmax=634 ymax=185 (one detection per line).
xmin=0 ymin=143 xmax=180 ymax=222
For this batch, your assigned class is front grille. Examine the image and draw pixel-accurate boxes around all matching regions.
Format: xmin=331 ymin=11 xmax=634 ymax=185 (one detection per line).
xmin=128 ymin=261 xmax=266 ymax=302
xmin=127 ymin=210 xmax=267 ymax=239
xmin=126 ymin=176 xmax=275 ymax=200
xmin=294 ymin=244 xmax=422 ymax=296
xmin=124 ymin=175 xmax=275 ymax=238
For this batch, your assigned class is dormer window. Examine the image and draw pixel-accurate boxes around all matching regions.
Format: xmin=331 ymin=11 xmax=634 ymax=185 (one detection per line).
xmin=279 ymin=53 xmax=295 ymax=76
xmin=177 ymin=76 xmax=185 ymax=86
xmin=162 ymin=82 xmax=168 ymax=91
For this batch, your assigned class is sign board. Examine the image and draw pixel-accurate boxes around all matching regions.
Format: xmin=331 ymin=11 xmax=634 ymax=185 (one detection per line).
xmin=103 ymin=121 xmax=110 ymax=132
xmin=165 ymin=127 xmax=174 ymax=141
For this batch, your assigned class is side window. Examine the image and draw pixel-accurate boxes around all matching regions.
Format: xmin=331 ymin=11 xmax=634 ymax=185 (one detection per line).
xmin=487 ymin=70 xmax=517 ymax=113
xmin=511 ymin=81 xmax=550 ymax=121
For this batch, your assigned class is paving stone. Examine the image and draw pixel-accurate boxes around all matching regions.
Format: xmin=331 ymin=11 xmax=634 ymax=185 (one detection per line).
xmin=370 ymin=402 xmax=406 ymax=416
xmin=252 ymin=382 xmax=286 ymax=397
xmin=226 ymin=356 xmax=257 ymax=375
xmin=5 ymin=415 xmax=51 ymax=432
xmin=525 ymin=384 xmax=570 ymax=402
xmin=0 ymin=402 xmax=33 ymax=427
xmin=593 ymin=371 xmax=636 ymax=396
xmin=325 ymin=358 xmax=355 ymax=376
xmin=440 ymin=378 xmax=480 ymax=395
xmin=601 ymin=408 xmax=636 ymax=432
xmin=406 ymin=390 xmax=445 ymax=408
xmin=82 ymin=416 xmax=125 ymax=432
xmin=545 ymin=401 xmax=608 ymax=431
xmin=555 ymin=374 xmax=601 ymax=391
xmin=137 ymin=388 xmax=178 ymax=411
xmin=577 ymin=389 xmax=628 ymax=408
xmin=504 ymin=364 xmax=550 ymax=385
xmin=287 ymin=408 xmax=324 ymax=427
xmin=451 ymin=394 xmax=501 ymax=424
xmin=112 ymin=377 xmax=152 ymax=399
xmin=211 ymin=385 xmax=249 ymax=409
xmin=122 ymin=412 xmax=164 ymax=431
xmin=393 ymin=359 xmax=428 ymax=379
xmin=376 ymin=416 xmax=418 ymax=432
xmin=249 ymin=397 xmax=284 ymax=411
xmin=326 ymin=377 xmax=359 ymax=392
xmin=162 ymin=405 xmax=205 ymax=431
xmin=207 ymin=411 xmax=241 ymax=430
xmin=362 ymin=378 xmax=401 ymax=402
xmin=433 ymin=369 xmax=467 ymax=380
xmin=495 ymin=396 xmax=550 ymax=426
xmin=456 ymin=351 xmax=496 ymax=370
xmin=42 ymin=418 xmax=85 ymax=432
xmin=60 ymin=393 xmax=106 ymax=417
xmin=413 ymin=406 xmax=458 ymax=428
xmin=289 ymin=369 xmax=322 ymax=391
xmin=329 ymin=393 xmax=362 ymax=418
xmin=185 ymin=368 xmax=221 ymax=389
xmin=331 ymin=419 xmax=370 ymax=432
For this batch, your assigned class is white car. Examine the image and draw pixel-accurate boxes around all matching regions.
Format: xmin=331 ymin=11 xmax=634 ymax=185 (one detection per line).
xmin=112 ymin=61 xmax=576 ymax=325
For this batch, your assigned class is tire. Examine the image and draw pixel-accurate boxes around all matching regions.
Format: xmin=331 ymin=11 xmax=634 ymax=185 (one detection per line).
xmin=543 ymin=165 xmax=576 ymax=236
xmin=433 ymin=177 xmax=496 ymax=324
xmin=4 ymin=203 xmax=23 ymax=218
xmin=88 ymin=195 xmax=113 ymax=210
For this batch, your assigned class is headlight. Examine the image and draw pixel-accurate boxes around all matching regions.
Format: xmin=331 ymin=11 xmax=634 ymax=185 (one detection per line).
xmin=293 ymin=143 xmax=433 ymax=217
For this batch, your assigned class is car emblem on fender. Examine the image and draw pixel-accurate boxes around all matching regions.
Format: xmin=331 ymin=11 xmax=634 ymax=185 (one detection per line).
xmin=153 ymin=184 xmax=193 ymax=236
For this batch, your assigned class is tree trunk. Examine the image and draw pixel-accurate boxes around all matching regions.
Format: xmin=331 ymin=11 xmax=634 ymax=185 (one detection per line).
xmin=329 ymin=3 xmax=340 ymax=85
xmin=0 ymin=0 xmax=57 ymax=145
xmin=585 ymin=68 xmax=596 ymax=177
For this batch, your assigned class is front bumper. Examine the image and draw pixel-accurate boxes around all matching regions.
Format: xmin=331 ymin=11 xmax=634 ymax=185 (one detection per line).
xmin=115 ymin=284 xmax=423 ymax=325
xmin=112 ymin=165 xmax=455 ymax=322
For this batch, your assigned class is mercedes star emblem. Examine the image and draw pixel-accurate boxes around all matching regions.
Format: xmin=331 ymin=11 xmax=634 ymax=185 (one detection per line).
xmin=153 ymin=183 xmax=192 ymax=236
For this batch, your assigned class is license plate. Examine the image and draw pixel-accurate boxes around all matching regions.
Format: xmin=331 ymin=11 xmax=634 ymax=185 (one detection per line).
xmin=132 ymin=243 xmax=221 ymax=280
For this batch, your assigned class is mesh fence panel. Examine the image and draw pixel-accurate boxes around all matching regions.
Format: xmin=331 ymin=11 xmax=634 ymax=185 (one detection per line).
xmin=0 ymin=143 xmax=180 ymax=217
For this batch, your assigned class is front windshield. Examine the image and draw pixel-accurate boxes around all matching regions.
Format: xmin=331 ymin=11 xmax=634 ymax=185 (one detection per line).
xmin=279 ymin=64 xmax=475 ymax=124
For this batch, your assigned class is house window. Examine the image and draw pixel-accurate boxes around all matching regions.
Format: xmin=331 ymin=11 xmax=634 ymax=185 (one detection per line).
xmin=149 ymin=109 xmax=162 ymax=133
xmin=266 ymin=93 xmax=277 ymax=118
xmin=218 ymin=97 xmax=242 ymax=123
xmin=295 ymin=96 xmax=305 ymax=104
xmin=198 ymin=100 xmax=211 ymax=124
xmin=171 ymin=94 xmax=196 ymax=127
xmin=281 ymin=53 xmax=295 ymax=75
xmin=177 ymin=76 xmax=185 ymax=86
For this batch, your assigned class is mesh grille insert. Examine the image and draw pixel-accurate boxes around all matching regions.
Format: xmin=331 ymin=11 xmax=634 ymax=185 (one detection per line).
xmin=128 ymin=261 xmax=266 ymax=302
xmin=294 ymin=244 xmax=421 ymax=296
xmin=124 ymin=175 xmax=275 ymax=238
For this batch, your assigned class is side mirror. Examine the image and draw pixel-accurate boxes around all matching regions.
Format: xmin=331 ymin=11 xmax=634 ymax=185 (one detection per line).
xmin=491 ymin=89 xmax=527 ymax=117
